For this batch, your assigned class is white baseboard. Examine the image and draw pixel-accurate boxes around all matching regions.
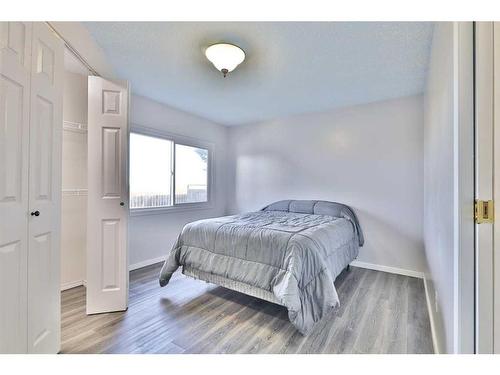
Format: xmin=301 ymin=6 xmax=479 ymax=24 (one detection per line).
xmin=352 ymin=260 xmax=437 ymax=353
xmin=61 ymin=280 xmax=85 ymax=291
xmin=350 ymin=260 xmax=424 ymax=279
xmin=129 ymin=256 xmax=165 ymax=271
xmin=423 ymin=275 xmax=440 ymax=354
xmin=61 ymin=258 xmax=165 ymax=291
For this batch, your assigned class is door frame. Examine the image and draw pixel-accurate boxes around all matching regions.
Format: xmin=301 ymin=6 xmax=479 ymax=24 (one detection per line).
xmin=454 ymin=21 xmax=475 ymax=354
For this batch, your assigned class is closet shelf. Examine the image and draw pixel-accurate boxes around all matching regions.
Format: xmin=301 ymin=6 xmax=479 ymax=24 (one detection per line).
xmin=62 ymin=188 xmax=88 ymax=196
xmin=63 ymin=121 xmax=87 ymax=133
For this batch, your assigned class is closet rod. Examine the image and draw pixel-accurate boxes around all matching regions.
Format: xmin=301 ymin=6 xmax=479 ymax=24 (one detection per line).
xmin=45 ymin=22 xmax=100 ymax=77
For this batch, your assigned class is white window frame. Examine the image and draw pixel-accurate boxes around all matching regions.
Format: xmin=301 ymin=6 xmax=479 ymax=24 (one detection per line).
xmin=129 ymin=124 xmax=214 ymax=216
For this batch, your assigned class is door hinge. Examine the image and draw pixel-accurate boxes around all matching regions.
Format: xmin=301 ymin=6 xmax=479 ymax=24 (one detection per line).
xmin=475 ymin=200 xmax=494 ymax=224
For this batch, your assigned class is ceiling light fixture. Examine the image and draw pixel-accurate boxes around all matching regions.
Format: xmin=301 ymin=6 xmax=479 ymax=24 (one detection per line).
xmin=205 ymin=43 xmax=245 ymax=77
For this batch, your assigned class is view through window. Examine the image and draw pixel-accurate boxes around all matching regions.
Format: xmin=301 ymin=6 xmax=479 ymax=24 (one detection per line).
xmin=130 ymin=133 xmax=173 ymax=209
xmin=130 ymin=132 xmax=209 ymax=209
xmin=175 ymin=144 xmax=208 ymax=204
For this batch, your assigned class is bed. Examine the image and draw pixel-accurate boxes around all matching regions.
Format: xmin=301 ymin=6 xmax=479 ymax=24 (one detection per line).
xmin=159 ymin=199 xmax=364 ymax=334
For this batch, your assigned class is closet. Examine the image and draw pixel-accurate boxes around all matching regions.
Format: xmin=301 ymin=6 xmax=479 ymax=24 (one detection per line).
xmin=0 ymin=22 xmax=64 ymax=353
xmin=59 ymin=48 xmax=130 ymax=315
xmin=61 ymin=49 xmax=89 ymax=291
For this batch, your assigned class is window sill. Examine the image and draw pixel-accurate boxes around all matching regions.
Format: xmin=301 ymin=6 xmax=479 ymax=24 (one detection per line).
xmin=129 ymin=202 xmax=215 ymax=217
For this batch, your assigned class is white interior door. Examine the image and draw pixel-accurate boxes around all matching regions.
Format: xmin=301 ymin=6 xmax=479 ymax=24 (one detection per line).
xmin=86 ymin=76 xmax=129 ymax=314
xmin=27 ymin=22 xmax=63 ymax=354
xmin=0 ymin=22 xmax=32 ymax=354
xmin=474 ymin=22 xmax=495 ymax=354
xmin=494 ymin=22 xmax=500 ymax=354
xmin=476 ymin=21 xmax=500 ymax=354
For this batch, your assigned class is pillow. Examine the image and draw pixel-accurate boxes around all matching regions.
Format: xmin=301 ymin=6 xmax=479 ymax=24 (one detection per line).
xmin=261 ymin=199 xmax=364 ymax=246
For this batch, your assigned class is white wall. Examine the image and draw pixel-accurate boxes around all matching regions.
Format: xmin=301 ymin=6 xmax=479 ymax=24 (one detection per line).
xmin=61 ymin=71 xmax=88 ymax=289
xmin=226 ymin=95 xmax=426 ymax=274
xmin=423 ymin=22 xmax=467 ymax=354
xmin=129 ymin=95 xmax=228 ymax=267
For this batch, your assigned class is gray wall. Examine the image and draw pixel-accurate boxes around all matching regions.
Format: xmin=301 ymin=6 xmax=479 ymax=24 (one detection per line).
xmin=128 ymin=95 xmax=228 ymax=267
xmin=128 ymin=93 xmax=428 ymax=277
xmin=423 ymin=22 xmax=454 ymax=354
xmin=226 ymin=95 xmax=426 ymax=274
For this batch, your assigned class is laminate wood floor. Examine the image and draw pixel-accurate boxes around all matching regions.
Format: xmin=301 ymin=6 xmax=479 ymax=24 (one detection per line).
xmin=61 ymin=263 xmax=434 ymax=354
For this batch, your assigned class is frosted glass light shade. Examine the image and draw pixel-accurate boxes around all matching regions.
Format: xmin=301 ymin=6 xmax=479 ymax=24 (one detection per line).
xmin=205 ymin=43 xmax=245 ymax=76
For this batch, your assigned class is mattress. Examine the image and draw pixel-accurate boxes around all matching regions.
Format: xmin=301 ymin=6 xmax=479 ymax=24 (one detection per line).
xmin=159 ymin=200 xmax=363 ymax=334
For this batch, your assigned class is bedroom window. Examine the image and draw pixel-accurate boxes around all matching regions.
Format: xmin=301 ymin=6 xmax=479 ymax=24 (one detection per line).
xmin=129 ymin=130 xmax=211 ymax=212
xmin=174 ymin=144 xmax=208 ymax=204
xmin=130 ymin=133 xmax=173 ymax=209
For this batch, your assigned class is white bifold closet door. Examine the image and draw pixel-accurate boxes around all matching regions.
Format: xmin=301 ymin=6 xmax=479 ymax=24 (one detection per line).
xmin=86 ymin=77 xmax=129 ymax=315
xmin=0 ymin=22 xmax=63 ymax=353
xmin=0 ymin=22 xmax=32 ymax=354
xmin=26 ymin=22 xmax=63 ymax=354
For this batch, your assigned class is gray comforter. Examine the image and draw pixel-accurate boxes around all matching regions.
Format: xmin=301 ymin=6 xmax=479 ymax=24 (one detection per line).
xmin=159 ymin=201 xmax=362 ymax=334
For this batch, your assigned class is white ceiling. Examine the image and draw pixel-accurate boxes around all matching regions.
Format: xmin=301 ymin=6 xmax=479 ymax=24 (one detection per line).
xmin=84 ymin=22 xmax=434 ymax=126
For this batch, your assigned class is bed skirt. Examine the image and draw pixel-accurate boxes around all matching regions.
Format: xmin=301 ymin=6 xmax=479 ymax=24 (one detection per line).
xmin=182 ymin=266 xmax=284 ymax=306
